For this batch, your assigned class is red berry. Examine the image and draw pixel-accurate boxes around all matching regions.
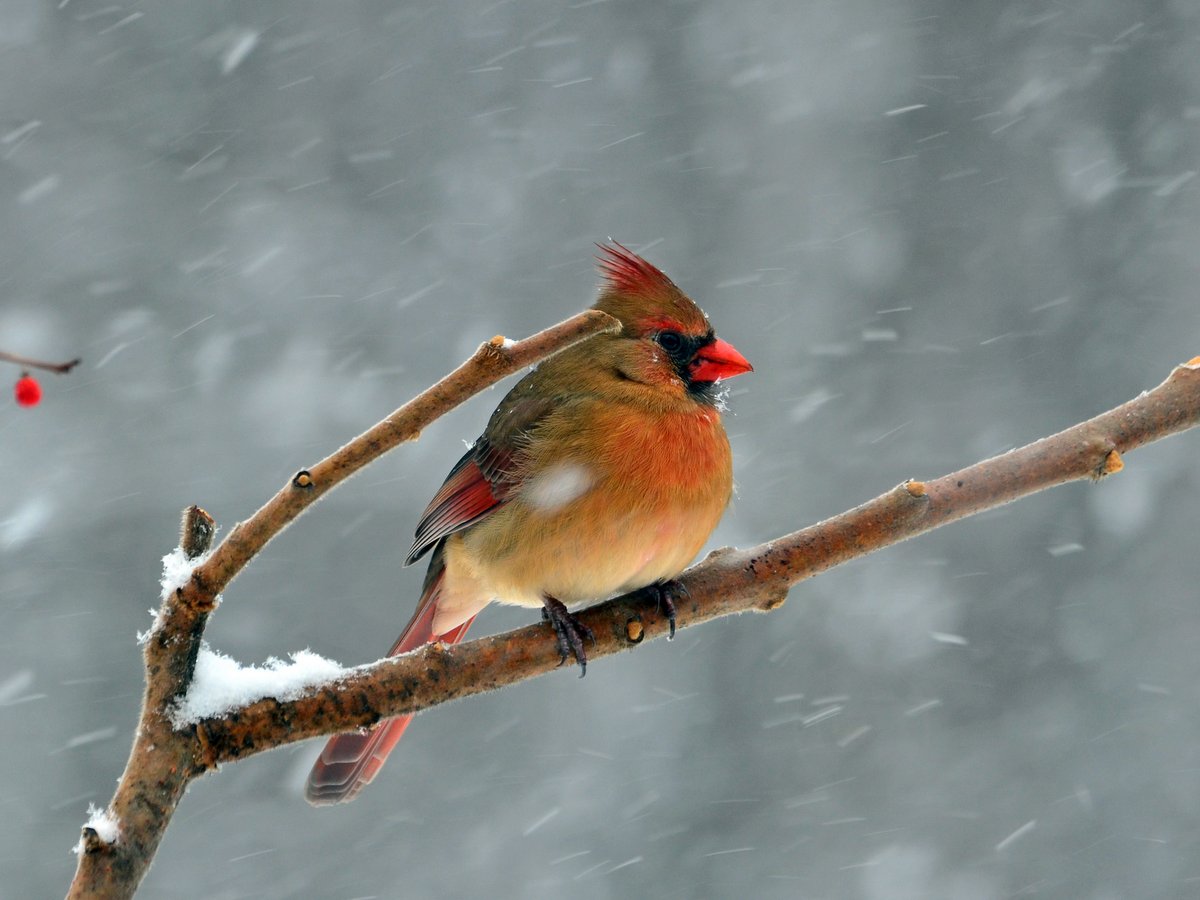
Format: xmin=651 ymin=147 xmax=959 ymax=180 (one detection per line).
xmin=14 ymin=374 xmax=41 ymax=407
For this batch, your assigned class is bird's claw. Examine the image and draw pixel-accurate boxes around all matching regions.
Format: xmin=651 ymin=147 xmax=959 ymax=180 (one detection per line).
xmin=541 ymin=596 xmax=595 ymax=677
xmin=644 ymin=580 xmax=688 ymax=639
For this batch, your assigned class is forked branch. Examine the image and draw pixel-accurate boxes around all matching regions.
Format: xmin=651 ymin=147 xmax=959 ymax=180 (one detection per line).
xmin=67 ymin=310 xmax=619 ymax=899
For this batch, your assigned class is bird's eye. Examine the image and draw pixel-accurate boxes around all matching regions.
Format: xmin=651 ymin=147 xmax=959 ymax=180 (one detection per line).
xmin=656 ymin=331 xmax=684 ymax=353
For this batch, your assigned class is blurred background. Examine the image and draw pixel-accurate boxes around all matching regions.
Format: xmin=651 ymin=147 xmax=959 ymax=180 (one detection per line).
xmin=2 ymin=1 xmax=1199 ymax=897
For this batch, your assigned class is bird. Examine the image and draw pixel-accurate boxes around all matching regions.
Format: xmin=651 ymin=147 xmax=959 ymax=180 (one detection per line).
xmin=305 ymin=242 xmax=752 ymax=805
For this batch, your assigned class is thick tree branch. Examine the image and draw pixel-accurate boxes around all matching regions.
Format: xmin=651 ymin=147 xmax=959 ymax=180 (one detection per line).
xmin=67 ymin=345 xmax=1200 ymax=899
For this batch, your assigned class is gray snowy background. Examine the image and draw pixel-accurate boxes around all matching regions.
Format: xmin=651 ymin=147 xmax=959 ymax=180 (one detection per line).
xmin=2 ymin=1 xmax=1199 ymax=898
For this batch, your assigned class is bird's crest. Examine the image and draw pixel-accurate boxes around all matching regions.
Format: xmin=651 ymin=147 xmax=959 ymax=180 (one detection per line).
xmin=596 ymin=242 xmax=678 ymax=298
xmin=593 ymin=242 xmax=709 ymax=336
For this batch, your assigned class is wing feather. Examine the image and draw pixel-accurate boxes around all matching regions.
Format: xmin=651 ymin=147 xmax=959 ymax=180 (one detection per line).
xmin=404 ymin=440 xmax=516 ymax=565
xmin=405 ymin=385 xmax=559 ymax=566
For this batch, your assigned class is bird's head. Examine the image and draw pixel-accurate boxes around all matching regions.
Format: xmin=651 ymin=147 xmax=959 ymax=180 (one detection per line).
xmin=593 ymin=242 xmax=752 ymax=404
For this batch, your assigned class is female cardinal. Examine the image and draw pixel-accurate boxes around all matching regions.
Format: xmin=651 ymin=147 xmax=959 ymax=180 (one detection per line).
xmin=306 ymin=243 xmax=752 ymax=804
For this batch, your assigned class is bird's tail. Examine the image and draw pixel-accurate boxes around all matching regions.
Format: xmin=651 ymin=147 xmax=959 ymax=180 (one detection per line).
xmin=304 ymin=546 xmax=476 ymax=805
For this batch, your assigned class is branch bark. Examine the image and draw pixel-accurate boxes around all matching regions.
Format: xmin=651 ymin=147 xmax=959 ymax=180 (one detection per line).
xmin=67 ymin=341 xmax=1200 ymax=899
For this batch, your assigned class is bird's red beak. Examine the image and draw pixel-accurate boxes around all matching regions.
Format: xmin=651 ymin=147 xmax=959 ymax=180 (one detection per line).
xmin=689 ymin=338 xmax=753 ymax=383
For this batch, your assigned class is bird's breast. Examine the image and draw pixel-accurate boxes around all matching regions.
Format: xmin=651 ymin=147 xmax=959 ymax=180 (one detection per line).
xmin=460 ymin=403 xmax=734 ymax=606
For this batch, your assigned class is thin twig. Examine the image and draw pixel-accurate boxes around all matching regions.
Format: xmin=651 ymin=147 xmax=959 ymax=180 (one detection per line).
xmin=0 ymin=350 xmax=81 ymax=373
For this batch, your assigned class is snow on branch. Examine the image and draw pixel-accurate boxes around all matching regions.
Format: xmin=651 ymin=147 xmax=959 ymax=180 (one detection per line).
xmin=170 ymin=648 xmax=347 ymax=726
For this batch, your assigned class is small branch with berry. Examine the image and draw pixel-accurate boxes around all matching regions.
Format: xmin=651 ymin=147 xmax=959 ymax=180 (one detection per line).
xmin=1 ymin=350 xmax=82 ymax=407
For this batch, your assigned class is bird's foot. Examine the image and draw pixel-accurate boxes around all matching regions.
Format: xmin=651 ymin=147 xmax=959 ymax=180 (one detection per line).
xmin=642 ymin=580 xmax=688 ymax=640
xmin=541 ymin=596 xmax=595 ymax=677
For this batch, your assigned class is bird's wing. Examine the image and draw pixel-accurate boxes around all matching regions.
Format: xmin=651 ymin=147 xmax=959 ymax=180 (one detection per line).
xmin=405 ymin=390 xmax=554 ymax=566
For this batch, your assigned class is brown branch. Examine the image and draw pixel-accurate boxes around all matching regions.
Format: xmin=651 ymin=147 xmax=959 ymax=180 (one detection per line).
xmin=192 ymin=358 xmax=1200 ymax=761
xmin=67 ymin=339 xmax=1200 ymax=898
xmin=67 ymin=509 xmax=220 ymax=899
xmin=0 ymin=350 xmax=81 ymax=373
xmin=66 ymin=310 xmax=620 ymax=900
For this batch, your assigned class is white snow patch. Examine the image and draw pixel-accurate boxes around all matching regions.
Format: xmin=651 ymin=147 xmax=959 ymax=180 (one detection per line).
xmin=159 ymin=546 xmax=212 ymax=598
xmin=523 ymin=462 xmax=593 ymax=511
xmin=73 ymin=804 xmax=120 ymax=855
xmin=170 ymin=646 xmax=346 ymax=726
xmin=148 ymin=547 xmax=215 ymax=640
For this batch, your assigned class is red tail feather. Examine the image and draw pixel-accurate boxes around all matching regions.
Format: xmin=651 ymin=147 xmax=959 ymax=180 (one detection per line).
xmin=305 ymin=563 xmax=475 ymax=805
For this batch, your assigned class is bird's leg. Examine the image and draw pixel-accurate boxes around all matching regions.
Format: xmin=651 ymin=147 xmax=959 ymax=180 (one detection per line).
xmin=541 ymin=596 xmax=595 ymax=677
xmin=641 ymin=580 xmax=688 ymax=640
